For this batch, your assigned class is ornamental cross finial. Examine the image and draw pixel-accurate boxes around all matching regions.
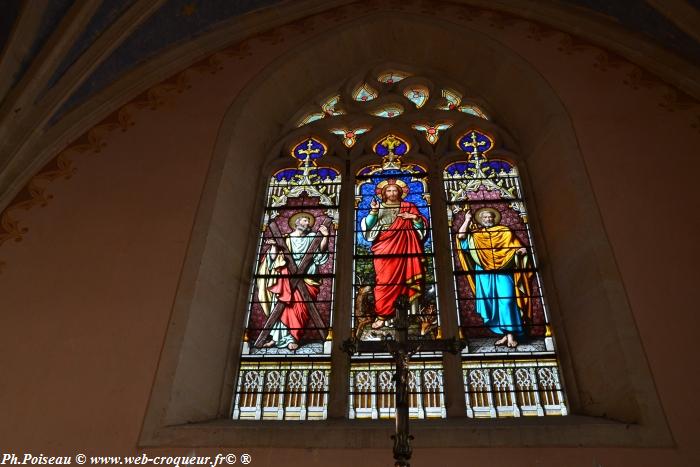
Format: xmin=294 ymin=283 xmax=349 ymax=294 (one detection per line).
xmin=298 ymin=140 xmax=321 ymax=159
xmin=380 ymin=135 xmax=404 ymax=167
xmin=293 ymin=139 xmax=323 ymax=183
xmin=463 ymin=131 xmax=487 ymax=159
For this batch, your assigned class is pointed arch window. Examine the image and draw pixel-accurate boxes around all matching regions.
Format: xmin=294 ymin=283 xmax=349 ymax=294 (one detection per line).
xmin=232 ymin=70 xmax=567 ymax=421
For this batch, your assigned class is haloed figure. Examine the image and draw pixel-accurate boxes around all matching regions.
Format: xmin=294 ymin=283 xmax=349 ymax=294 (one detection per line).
xmin=456 ymin=208 xmax=532 ymax=348
xmin=360 ymin=180 xmax=428 ymax=329
xmin=257 ymin=212 xmax=329 ymax=350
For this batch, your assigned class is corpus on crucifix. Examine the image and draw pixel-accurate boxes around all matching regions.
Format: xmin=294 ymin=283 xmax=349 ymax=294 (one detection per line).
xmin=343 ymin=295 xmax=465 ymax=467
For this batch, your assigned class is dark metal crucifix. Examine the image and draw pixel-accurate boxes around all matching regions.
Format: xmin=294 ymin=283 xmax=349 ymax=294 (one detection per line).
xmin=342 ymin=295 xmax=465 ymax=467
xmin=253 ymin=218 xmax=333 ymax=348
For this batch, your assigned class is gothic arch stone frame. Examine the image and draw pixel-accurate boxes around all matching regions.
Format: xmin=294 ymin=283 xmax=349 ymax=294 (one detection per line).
xmin=139 ymin=12 xmax=671 ymax=448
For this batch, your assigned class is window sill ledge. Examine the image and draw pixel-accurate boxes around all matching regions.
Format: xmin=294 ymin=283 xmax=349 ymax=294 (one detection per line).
xmin=140 ymin=415 xmax=672 ymax=448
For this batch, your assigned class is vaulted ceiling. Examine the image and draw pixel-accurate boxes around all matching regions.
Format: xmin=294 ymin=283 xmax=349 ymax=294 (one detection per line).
xmin=1 ymin=0 xmax=700 ymax=124
xmin=0 ymin=0 xmax=699 ymax=210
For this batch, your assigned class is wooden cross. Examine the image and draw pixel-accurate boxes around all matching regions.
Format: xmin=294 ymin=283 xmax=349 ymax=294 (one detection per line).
xmin=253 ymin=218 xmax=332 ymax=348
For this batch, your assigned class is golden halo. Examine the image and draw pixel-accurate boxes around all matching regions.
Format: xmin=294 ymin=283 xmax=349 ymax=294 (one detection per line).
xmin=375 ymin=178 xmax=409 ymax=197
xmin=474 ymin=207 xmax=501 ymax=226
xmin=288 ymin=212 xmax=316 ymax=230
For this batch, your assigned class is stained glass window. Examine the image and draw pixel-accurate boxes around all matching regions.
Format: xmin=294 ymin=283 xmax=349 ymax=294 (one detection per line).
xmin=235 ymin=71 xmax=569 ymax=424
xmin=437 ymin=88 xmax=462 ymax=110
xmin=233 ymin=137 xmax=340 ymax=420
xmin=443 ymin=129 xmax=567 ymax=418
xmin=322 ymin=94 xmax=345 ymax=116
xmin=351 ymin=134 xmax=445 ymax=419
xmin=353 ymin=83 xmax=379 ymax=102
xmin=459 ymin=104 xmax=488 ymax=119
xmin=330 ymin=127 xmax=370 ymax=148
xmin=371 ymin=104 xmax=403 ymax=118
xmin=297 ymin=112 xmax=325 ymax=126
xmin=412 ymin=123 xmax=452 ymax=145
xmin=377 ymin=70 xmax=410 ymax=84
xmin=404 ymin=86 xmax=429 ymax=108
xmin=349 ymin=361 xmax=445 ymax=419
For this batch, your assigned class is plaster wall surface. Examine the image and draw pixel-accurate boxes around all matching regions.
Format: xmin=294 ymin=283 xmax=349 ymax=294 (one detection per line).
xmin=0 ymin=6 xmax=698 ymax=466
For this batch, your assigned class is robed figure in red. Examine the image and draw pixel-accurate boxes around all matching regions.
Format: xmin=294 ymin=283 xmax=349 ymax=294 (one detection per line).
xmin=360 ymin=180 xmax=428 ymax=329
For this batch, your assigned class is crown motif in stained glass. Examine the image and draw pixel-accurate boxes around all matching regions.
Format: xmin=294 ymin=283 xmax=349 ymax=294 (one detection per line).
xmin=457 ymin=130 xmax=493 ymax=158
xmin=373 ymin=134 xmax=409 ymax=169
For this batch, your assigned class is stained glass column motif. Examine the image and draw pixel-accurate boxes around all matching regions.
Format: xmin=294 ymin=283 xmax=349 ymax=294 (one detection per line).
xmin=351 ymin=134 xmax=446 ymax=419
xmin=443 ymin=129 xmax=567 ymax=418
xmin=233 ymin=137 xmax=340 ymax=420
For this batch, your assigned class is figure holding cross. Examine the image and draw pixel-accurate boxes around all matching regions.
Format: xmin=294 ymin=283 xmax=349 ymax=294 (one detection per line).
xmin=255 ymin=212 xmax=330 ymax=350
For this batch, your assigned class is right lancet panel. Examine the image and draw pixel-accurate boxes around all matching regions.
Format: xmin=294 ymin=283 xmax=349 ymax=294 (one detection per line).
xmin=444 ymin=129 xmax=567 ymax=417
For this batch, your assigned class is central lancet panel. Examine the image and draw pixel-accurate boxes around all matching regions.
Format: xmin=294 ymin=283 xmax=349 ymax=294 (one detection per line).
xmin=351 ymin=134 xmax=445 ymax=419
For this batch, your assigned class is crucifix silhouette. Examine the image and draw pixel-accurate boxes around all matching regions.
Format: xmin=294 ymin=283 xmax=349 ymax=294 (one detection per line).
xmin=342 ymin=295 xmax=465 ymax=467
xmin=253 ymin=218 xmax=332 ymax=348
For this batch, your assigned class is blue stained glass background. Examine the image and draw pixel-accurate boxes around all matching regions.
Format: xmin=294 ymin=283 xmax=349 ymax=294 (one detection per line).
xmin=457 ymin=131 xmax=493 ymax=154
xmin=374 ymin=140 xmax=408 ymax=157
xmin=444 ymin=160 xmax=513 ymax=176
xmin=274 ymin=167 xmax=339 ymax=182
xmin=292 ymin=138 xmax=326 ymax=160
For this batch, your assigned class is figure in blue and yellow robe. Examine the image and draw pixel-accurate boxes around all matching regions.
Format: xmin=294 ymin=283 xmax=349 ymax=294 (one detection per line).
xmin=456 ymin=224 xmax=532 ymax=336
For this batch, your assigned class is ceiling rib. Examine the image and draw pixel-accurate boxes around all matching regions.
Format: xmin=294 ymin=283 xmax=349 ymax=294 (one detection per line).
xmin=0 ymin=0 xmax=166 ymax=203
xmin=0 ymin=2 xmax=50 ymax=106
xmin=0 ymin=1 xmax=101 ymax=165
xmin=646 ymin=0 xmax=700 ymax=44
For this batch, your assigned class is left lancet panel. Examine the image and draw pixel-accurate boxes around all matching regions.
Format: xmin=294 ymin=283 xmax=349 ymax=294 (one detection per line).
xmin=233 ymin=138 xmax=340 ymax=420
